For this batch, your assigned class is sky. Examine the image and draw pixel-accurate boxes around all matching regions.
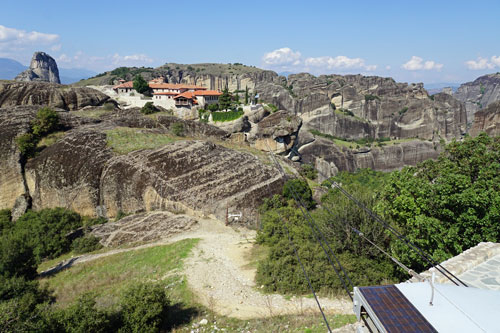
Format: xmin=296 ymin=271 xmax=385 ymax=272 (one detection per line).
xmin=1 ymin=0 xmax=499 ymax=84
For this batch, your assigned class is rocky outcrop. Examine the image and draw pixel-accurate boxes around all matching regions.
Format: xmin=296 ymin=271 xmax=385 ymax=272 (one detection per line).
xmin=469 ymin=101 xmax=500 ymax=137
xmin=261 ymin=74 xmax=467 ymax=142
xmin=299 ymin=137 xmax=441 ymax=180
xmin=91 ymin=211 xmax=198 ymax=246
xmin=0 ymin=106 xmax=35 ymax=212
xmin=19 ymin=120 xmax=284 ymax=224
xmin=0 ymin=81 xmax=111 ymax=110
xmin=15 ymin=52 xmax=60 ymax=84
xmin=454 ymin=73 xmax=500 ymax=124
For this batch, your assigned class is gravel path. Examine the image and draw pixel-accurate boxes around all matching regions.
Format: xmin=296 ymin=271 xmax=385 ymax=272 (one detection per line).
xmin=41 ymin=214 xmax=353 ymax=321
xmin=170 ymin=218 xmax=353 ymax=320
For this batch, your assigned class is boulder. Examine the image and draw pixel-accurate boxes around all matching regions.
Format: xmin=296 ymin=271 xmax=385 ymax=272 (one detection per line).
xmin=15 ymin=52 xmax=60 ymax=84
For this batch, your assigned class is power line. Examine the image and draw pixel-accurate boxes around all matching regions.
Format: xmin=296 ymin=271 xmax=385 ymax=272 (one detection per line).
xmin=314 ymin=167 xmax=467 ymax=287
xmin=261 ymin=158 xmax=333 ymax=332
xmin=265 ymin=142 xmax=353 ymax=300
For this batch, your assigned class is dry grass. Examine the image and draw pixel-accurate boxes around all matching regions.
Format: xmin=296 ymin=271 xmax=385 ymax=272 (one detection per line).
xmin=40 ymin=238 xmax=199 ymax=308
xmin=37 ymin=131 xmax=66 ymax=148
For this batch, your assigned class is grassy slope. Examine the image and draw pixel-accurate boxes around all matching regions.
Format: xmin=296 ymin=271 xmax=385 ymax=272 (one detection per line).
xmin=40 ymin=238 xmax=199 ymax=308
xmin=105 ymin=127 xmax=177 ymax=155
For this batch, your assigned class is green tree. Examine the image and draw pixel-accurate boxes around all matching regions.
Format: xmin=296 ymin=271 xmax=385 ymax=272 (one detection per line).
xmin=0 ymin=233 xmax=38 ymax=280
xmin=244 ymin=86 xmax=249 ymax=105
xmin=218 ymin=87 xmax=232 ymax=111
xmin=233 ymin=91 xmax=240 ymax=105
xmin=133 ymin=75 xmax=150 ymax=95
xmin=376 ymin=133 xmax=500 ymax=272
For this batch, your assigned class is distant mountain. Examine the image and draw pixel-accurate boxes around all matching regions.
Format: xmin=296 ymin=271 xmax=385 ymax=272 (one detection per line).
xmin=59 ymin=68 xmax=97 ymax=84
xmin=0 ymin=58 xmax=27 ymax=79
xmin=424 ymin=83 xmax=460 ymax=96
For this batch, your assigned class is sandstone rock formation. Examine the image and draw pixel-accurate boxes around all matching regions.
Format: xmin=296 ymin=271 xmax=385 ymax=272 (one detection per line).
xmin=0 ymin=100 xmax=284 ymax=225
xmin=0 ymin=81 xmax=112 ymax=110
xmin=454 ymin=73 xmax=500 ymax=124
xmin=299 ymin=137 xmax=441 ymax=181
xmin=15 ymin=52 xmax=61 ymax=84
xmin=91 ymin=211 xmax=198 ymax=246
xmin=469 ymin=101 xmax=500 ymax=137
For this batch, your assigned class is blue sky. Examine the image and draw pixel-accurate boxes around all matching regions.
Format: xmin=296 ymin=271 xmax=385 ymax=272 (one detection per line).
xmin=1 ymin=0 xmax=499 ymax=84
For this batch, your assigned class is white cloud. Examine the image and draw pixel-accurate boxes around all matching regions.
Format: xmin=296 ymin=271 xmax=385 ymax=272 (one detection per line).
xmin=402 ymin=56 xmax=443 ymax=71
xmin=305 ymin=56 xmax=376 ymax=71
xmin=261 ymin=47 xmax=376 ymax=74
xmin=57 ymin=51 xmax=155 ymax=71
xmin=385 ymin=65 xmax=391 ymax=70
xmin=262 ymin=47 xmax=301 ymax=66
xmin=0 ymin=25 xmax=59 ymax=59
xmin=465 ymin=56 xmax=499 ymax=70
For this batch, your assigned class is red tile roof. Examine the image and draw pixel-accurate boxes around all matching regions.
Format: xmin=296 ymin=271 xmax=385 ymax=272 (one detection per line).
xmin=113 ymin=81 xmax=133 ymax=89
xmin=193 ymin=90 xmax=222 ymax=96
xmin=174 ymin=91 xmax=195 ymax=100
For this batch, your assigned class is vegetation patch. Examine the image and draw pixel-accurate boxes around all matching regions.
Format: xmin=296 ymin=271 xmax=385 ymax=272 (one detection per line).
xmin=364 ymin=94 xmax=380 ymax=101
xmin=16 ymin=107 xmax=61 ymax=158
xmin=41 ymin=238 xmax=199 ymax=307
xmin=105 ymin=127 xmax=175 ymax=155
xmin=211 ymin=109 xmax=244 ymax=122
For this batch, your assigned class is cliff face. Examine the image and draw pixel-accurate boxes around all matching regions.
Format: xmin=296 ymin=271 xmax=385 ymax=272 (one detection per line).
xmin=0 ymin=81 xmax=111 ymax=110
xmin=0 ymin=103 xmax=284 ymax=224
xmin=469 ymin=101 xmax=500 ymax=137
xmin=454 ymin=73 xmax=500 ymax=124
xmin=15 ymin=52 xmax=60 ymax=84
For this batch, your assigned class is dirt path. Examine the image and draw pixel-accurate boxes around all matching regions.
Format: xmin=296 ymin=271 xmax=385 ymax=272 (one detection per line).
xmin=169 ymin=218 xmax=353 ymax=320
xmin=42 ymin=215 xmax=353 ymax=320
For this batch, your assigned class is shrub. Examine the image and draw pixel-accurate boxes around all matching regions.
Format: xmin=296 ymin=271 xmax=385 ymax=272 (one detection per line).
xmin=15 ymin=133 xmax=38 ymax=158
xmin=103 ymin=102 xmax=115 ymax=111
xmin=364 ymin=94 xmax=380 ymax=102
xmin=0 ymin=210 xmax=11 ymax=235
xmin=170 ymin=122 xmax=185 ymax=136
xmin=119 ymin=282 xmax=170 ymax=333
xmin=299 ymin=164 xmax=318 ymax=180
xmin=399 ymin=107 xmax=408 ymax=115
xmin=71 ymin=235 xmax=103 ymax=254
xmin=141 ymin=102 xmax=157 ymax=115
xmin=32 ymin=107 xmax=59 ymax=137
xmin=207 ymin=103 xmax=219 ymax=111
xmin=267 ymin=103 xmax=279 ymax=113
xmin=0 ymin=232 xmax=38 ymax=279
xmin=48 ymin=293 xmax=114 ymax=333
xmin=211 ymin=110 xmax=244 ymax=122
xmin=15 ymin=208 xmax=83 ymax=261
xmin=282 ymin=179 xmax=315 ymax=210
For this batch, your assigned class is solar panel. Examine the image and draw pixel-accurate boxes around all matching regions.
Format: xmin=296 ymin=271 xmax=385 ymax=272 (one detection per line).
xmin=359 ymin=285 xmax=438 ymax=333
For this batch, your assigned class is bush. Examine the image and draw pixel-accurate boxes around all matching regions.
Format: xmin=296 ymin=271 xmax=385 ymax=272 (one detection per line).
xmin=15 ymin=133 xmax=38 ymax=158
xmin=0 ymin=232 xmax=38 ymax=279
xmin=399 ymin=107 xmax=408 ymax=115
xmin=0 ymin=210 xmax=11 ymax=235
xmin=120 ymin=282 xmax=170 ymax=333
xmin=141 ymin=102 xmax=157 ymax=115
xmin=32 ymin=107 xmax=59 ymax=137
xmin=103 ymin=102 xmax=115 ymax=111
xmin=364 ymin=94 xmax=380 ymax=102
xmin=71 ymin=235 xmax=103 ymax=254
xmin=207 ymin=103 xmax=219 ymax=112
xmin=299 ymin=164 xmax=318 ymax=180
xmin=170 ymin=122 xmax=185 ymax=136
xmin=211 ymin=110 xmax=244 ymax=122
xmin=14 ymin=208 xmax=83 ymax=261
xmin=282 ymin=179 xmax=316 ymax=210
xmin=47 ymin=293 xmax=114 ymax=333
